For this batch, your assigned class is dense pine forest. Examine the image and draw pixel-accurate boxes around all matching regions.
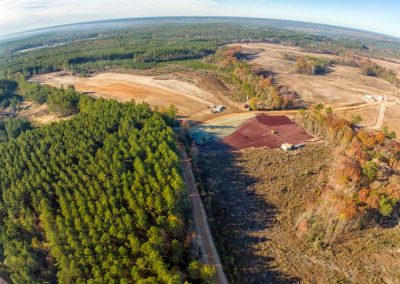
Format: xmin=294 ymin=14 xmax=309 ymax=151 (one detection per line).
xmin=0 ymin=82 xmax=212 ymax=283
xmin=0 ymin=80 xmax=20 ymax=108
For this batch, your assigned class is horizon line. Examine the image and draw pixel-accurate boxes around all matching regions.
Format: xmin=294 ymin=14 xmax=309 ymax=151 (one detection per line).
xmin=1 ymin=16 xmax=400 ymax=41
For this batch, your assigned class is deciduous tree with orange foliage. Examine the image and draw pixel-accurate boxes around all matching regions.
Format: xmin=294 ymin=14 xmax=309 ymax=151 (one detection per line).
xmin=297 ymin=109 xmax=400 ymax=244
xmin=208 ymin=46 xmax=300 ymax=109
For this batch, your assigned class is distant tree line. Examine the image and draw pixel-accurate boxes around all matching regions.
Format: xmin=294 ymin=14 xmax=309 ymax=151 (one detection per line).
xmin=283 ymin=53 xmax=331 ymax=75
xmin=0 ymin=23 xmax=360 ymax=78
xmin=0 ymin=79 xmax=21 ymax=109
xmin=361 ymin=59 xmax=400 ymax=86
xmin=0 ymin=117 xmax=31 ymax=142
xmin=283 ymin=52 xmax=400 ymax=86
xmin=17 ymin=78 xmax=81 ymax=115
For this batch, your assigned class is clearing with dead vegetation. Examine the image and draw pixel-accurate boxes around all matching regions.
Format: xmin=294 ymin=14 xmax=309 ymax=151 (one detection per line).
xmin=198 ymin=144 xmax=400 ymax=283
xmin=237 ymin=43 xmax=400 ymax=106
xmin=16 ymin=102 xmax=70 ymax=126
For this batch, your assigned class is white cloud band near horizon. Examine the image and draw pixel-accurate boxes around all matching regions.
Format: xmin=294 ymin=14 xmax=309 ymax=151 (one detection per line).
xmin=0 ymin=0 xmax=399 ymax=38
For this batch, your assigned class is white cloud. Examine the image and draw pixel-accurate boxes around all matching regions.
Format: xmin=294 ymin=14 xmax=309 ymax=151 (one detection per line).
xmin=0 ymin=0 xmax=398 ymax=37
xmin=0 ymin=0 xmax=224 ymax=35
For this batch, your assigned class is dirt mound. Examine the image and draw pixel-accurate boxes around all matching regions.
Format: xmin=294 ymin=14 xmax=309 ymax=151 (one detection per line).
xmin=223 ymin=114 xmax=312 ymax=149
xmin=197 ymin=75 xmax=229 ymax=93
xmin=155 ymin=72 xmax=229 ymax=94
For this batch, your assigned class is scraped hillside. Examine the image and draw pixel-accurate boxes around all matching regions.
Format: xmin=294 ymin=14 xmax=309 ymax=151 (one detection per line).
xmin=31 ymin=71 xmax=242 ymax=122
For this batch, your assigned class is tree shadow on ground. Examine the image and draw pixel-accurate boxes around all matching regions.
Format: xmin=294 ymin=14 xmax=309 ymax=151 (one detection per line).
xmin=196 ymin=145 xmax=300 ymax=283
xmin=372 ymin=208 xmax=400 ymax=229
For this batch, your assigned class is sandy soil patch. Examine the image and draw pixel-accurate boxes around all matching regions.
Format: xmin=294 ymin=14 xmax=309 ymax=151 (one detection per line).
xmin=237 ymin=43 xmax=400 ymax=107
xmin=383 ymin=103 xmax=400 ymax=135
xmin=238 ymin=42 xmax=400 ymax=73
xmin=236 ymin=42 xmax=338 ymax=61
xmin=371 ymin=58 xmax=400 ymax=73
xmin=276 ymin=66 xmax=399 ymax=106
xmin=336 ymin=104 xmax=380 ymax=127
xmin=232 ymin=43 xmax=400 ymax=133
xmin=31 ymin=71 xmax=240 ymax=121
xmin=18 ymin=102 xmax=70 ymax=126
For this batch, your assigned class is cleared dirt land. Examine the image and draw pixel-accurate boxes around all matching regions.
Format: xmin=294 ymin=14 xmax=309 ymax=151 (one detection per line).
xmin=199 ymin=145 xmax=400 ymax=283
xmin=31 ymin=71 xmax=242 ymax=121
xmin=17 ymin=102 xmax=70 ymax=126
xmin=234 ymin=43 xmax=400 ymax=132
xmin=336 ymin=104 xmax=380 ymax=128
xmin=237 ymin=43 xmax=400 ymax=106
xmin=383 ymin=103 xmax=400 ymax=135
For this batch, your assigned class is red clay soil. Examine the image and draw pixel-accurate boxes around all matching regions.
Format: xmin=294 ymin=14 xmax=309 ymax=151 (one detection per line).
xmin=223 ymin=114 xmax=312 ymax=150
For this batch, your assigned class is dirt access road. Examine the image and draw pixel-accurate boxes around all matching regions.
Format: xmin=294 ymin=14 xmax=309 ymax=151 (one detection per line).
xmin=177 ymin=144 xmax=228 ymax=284
xmin=369 ymin=97 xmax=387 ymax=130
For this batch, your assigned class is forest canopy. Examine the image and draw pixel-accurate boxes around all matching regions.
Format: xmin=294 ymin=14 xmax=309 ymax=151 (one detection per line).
xmin=0 ymin=79 xmax=21 ymax=108
xmin=0 ymin=91 xmax=205 ymax=283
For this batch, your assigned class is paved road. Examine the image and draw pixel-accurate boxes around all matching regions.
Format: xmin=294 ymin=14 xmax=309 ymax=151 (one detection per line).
xmin=177 ymin=144 xmax=228 ymax=284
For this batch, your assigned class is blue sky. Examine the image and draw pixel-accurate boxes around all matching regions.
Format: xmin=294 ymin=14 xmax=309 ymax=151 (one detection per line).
xmin=0 ymin=0 xmax=399 ymax=37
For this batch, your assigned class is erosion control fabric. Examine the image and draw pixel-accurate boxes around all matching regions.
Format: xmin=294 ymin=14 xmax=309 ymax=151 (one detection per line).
xmin=223 ymin=114 xmax=312 ymax=150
